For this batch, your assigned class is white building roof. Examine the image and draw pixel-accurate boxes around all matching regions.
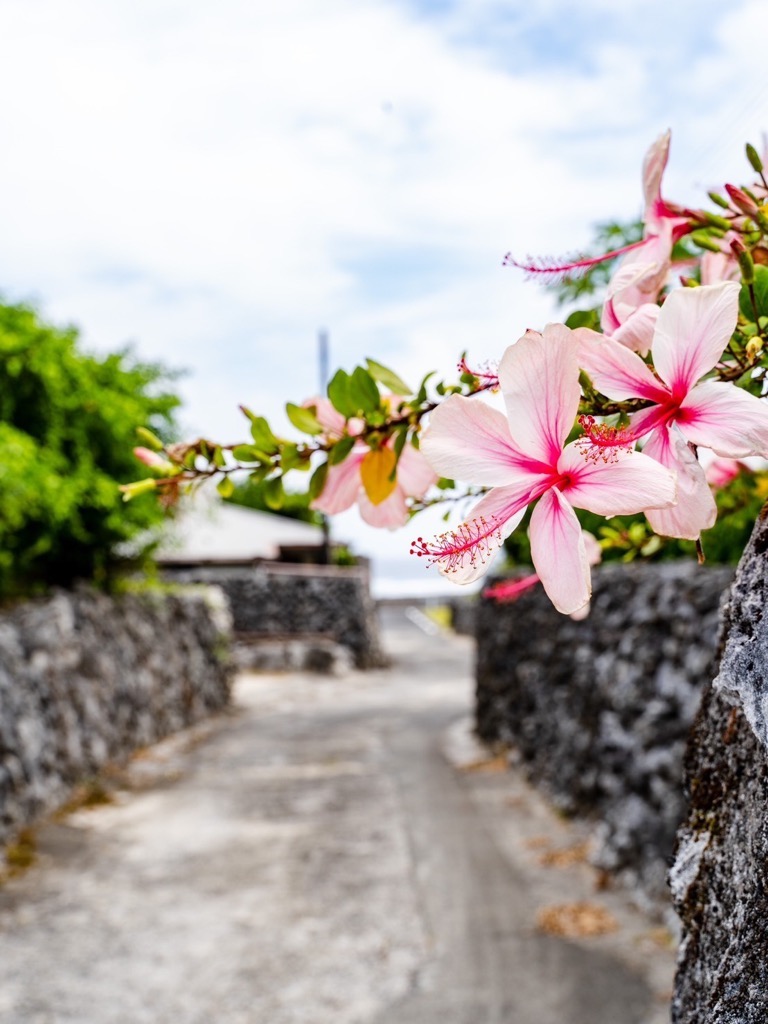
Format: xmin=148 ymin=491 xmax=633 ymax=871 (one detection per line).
xmin=155 ymin=498 xmax=325 ymax=564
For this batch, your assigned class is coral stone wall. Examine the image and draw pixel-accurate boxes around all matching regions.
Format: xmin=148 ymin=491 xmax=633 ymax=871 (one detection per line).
xmin=162 ymin=562 xmax=387 ymax=668
xmin=0 ymin=586 xmax=231 ymax=845
xmin=475 ymin=562 xmax=733 ymax=911
xmin=671 ymin=515 xmax=768 ymax=1023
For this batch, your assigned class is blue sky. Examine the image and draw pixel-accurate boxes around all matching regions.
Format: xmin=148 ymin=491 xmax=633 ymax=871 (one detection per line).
xmin=1 ymin=0 xmax=767 ymax=594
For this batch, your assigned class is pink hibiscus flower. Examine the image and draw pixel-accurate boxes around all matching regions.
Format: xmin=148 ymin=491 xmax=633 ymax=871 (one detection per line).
xmin=412 ymin=326 xmax=676 ymax=614
xmin=308 ymin=396 xmax=436 ymax=529
xmin=578 ymin=281 xmax=768 ymax=540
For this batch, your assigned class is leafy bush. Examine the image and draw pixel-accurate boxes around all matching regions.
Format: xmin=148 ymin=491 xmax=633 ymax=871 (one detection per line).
xmin=0 ymin=300 xmax=180 ymax=597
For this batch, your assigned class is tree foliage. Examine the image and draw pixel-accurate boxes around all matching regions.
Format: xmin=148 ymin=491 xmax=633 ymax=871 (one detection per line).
xmin=0 ymin=300 xmax=180 ymax=597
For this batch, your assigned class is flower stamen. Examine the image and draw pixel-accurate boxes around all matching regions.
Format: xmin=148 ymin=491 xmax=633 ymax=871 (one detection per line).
xmin=577 ymin=415 xmax=636 ymax=464
xmin=502 ymin=239 xmax=649 ymax=282
xmin=410 ymin=515 xmax=503 ymax=573
xmin=457 ymin=355 xmax=500 ymax=391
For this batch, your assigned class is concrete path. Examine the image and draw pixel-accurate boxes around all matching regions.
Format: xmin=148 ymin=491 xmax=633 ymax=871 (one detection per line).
xmin=0 ymin=607 xmax=675 ymax=1023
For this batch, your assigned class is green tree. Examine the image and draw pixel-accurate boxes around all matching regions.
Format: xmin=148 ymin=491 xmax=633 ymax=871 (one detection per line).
xmin=0 ymin=300 xmax=180 ymax=597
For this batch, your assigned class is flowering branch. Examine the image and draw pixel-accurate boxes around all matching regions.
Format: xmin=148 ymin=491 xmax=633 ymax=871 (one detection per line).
xmin=123 ymin=132 xmax=768 ymax=614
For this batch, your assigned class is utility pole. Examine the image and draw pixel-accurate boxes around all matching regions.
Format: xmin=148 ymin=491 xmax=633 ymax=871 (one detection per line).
xmin=318 ymin=328 xmax=331 ymax=565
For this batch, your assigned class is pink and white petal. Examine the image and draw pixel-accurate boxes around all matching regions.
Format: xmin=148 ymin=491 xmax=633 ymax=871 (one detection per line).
xmin=601 ymin=295 xmax=621 ymax=334
xmin=305 ymin=396 xmax=347 ymax=438
xmin=395 ymin=444 xmax=438 ymax=498
xmin=679 ymin=381 xmax=768 ymax=458
xmin=629 ymin=403 xmax=673 ymax=443
xmin=577 ymin=332 xmax=669 ymax=403
xmin=582 ymin=531 xmax=603 ymax=566
xmin=642 ymin=130 xmax=671 ymax=228
xmin=421 ymin=394 xmax=543 ymax=485
xmin=700 ymin=250 xmax=740 ymax=286
xmin=529 ymin=489 xmax=590 ymax=615
xmin=310 ymin=452 xmax=364 ymax=516
xmin=499 ymin=325 xmax=581 ymax=466
xmin=652 ymin=281 xmax=740 ymax=393
xmin=642 ymin=426 xmax=716 ymax=539
xmin=414 ymin=484 xmax=530 ymax=585
xmin=558 ymin=441 xmax=677 ymax=516
xmin=359 ymin=487 xmax=408 ymax=530
xmin=611 ymin=303 xmax=660 ymax=356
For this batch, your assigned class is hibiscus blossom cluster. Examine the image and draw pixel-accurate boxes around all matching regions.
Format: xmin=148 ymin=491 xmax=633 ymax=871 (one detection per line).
xmin=124 ymin=133 xmax=768 ymax=616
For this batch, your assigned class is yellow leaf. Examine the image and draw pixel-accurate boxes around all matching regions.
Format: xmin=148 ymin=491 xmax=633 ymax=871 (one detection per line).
xmin=360 ymin=448 xmax=397 ymax=505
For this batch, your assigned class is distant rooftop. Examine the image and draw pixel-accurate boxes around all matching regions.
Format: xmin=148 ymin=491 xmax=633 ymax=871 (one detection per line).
xmin=155 ymin=498 xmax=325 ymax=565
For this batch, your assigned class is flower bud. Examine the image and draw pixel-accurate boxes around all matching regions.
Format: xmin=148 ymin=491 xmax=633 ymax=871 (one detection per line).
xmin=135 ymin=426 xmax=164 ymax=451
xmin=133 ymin=447 xmax=177 ymax=475
xmin=730 ymin=236 xmax=755 ymax=284
xmin=746 ymin=336 xmax=764 ymax=362
xmin=702 ymin=211 xmax=732 ymax=231
xmin=747 ymin=143 xmax=764 ymax=174
xmin=690 ymin=230 xmax=724 ymax=253
xmin=119 ymin=478 xmax=158 ymax=501
xmin=726 ymin=183 xmax=760 ymax=217
xmin=708 ymin=191 xmax=731 ymax=209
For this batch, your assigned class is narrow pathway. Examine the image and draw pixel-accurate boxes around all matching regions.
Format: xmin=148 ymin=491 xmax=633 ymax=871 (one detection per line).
xmin=0 ymin=608 xmax=674 ymax=1023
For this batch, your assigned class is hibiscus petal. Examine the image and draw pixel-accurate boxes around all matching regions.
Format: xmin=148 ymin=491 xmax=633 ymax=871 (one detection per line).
xmin=412 ymin=481 xmax=537 ymax=584
xmin=642 ymin=426 xmax=716 ymax=539
xmin=652 ymin=281 xmax=739 ymax=393
xmin=558 ymin=441 xmax=677 ymax=516
xmin=529 ymin=489 xmax=590 ymax=615
xmin=421 ymin=393 xmax=544 ymax=485
xmin=359 ymin=488 xmax=408 ymax=529
xmin=679 ymin=381 xmax=768 ymax=458
xmin=499 ymin=325 xmax=580 ymax=467
xmin=310 ymin=451 xmax=364 ymax=516
xmin=611 ymin=303 xmax=660 ymax=356
xmin=576 ymin=330 xmax=669 ymax=403
xmin=395 ymin=443 xmax=438 ymax=498
xmin=642 ymin=130 xmax=671 ymax=228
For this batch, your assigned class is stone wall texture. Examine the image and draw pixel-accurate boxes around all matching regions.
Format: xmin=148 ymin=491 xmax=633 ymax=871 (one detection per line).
xmin=163 ymin=562 xmax=387 ymax=668
xmin=475 ymin=562 xmax=733 ymax=912
xmin=671 ymin=514 xmax=768 ymax=1023
xmin=0 ymin=586 xmax=232 ymax=846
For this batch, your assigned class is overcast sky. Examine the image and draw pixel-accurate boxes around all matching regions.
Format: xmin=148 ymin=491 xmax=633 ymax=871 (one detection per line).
xmin=2 ymin=0 xmax=768 ymax=594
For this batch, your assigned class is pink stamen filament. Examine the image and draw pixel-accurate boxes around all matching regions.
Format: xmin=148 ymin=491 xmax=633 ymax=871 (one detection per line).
xmin=503 ymin=239 xmax=649 ymax=282
xmin=483 ymin=574 xmax=540 ymax=603
xmin=411 ymin=515 xmax=503 ymax=574
xmin=457 ymin=356 xmax=500 ymax=391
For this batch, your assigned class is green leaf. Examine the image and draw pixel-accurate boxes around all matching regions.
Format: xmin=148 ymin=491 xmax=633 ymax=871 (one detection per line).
xmin=349 ymin=366 xmax=381 ymax=414
xmin=281 ymin=442 xmax=311 ymax=471
xmin=329 ymin=436 xmax=355 ymax=465
xmin=392 ymin=426 xmax=408 ymax=463
xmin=565 ymin=308 xmax=600 ymax=331
xmin=216 ymin=476 xmax=235 ymax=499
xmin=739 ymin=265 xmax=768 ymax=322
xmin=232 ymin=444 xmax=271 ymax=463
xmin=263 ymin=475 xmax=284 ymax=510
xmin=309 ymin=461 xmax=328 ymax=501
xmin=327 ymin=369 xmax=356 ymax=417
xmin=285 ymin=402 xmax=323 ymax=435
xmin=365 ymin=358 xmax=412 ymax=395
xmin=212 ymin=446 xmax=226 ymax=468
xmin=415 ymin=371 xmax=436 ymax=405
xmin=249 ymin=415 xmax=279 ymax=454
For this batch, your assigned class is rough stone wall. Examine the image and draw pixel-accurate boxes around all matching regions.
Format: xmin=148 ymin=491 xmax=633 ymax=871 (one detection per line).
xmin=671 ymin=514 xmax=768 ymax=1023
xmin=0 ymin=586 xmax=232 ymax=845
xmin=163 ymin=563 xmax=387 ymax=668
xmin=475 ymin=562 xmax=733 ymax=910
